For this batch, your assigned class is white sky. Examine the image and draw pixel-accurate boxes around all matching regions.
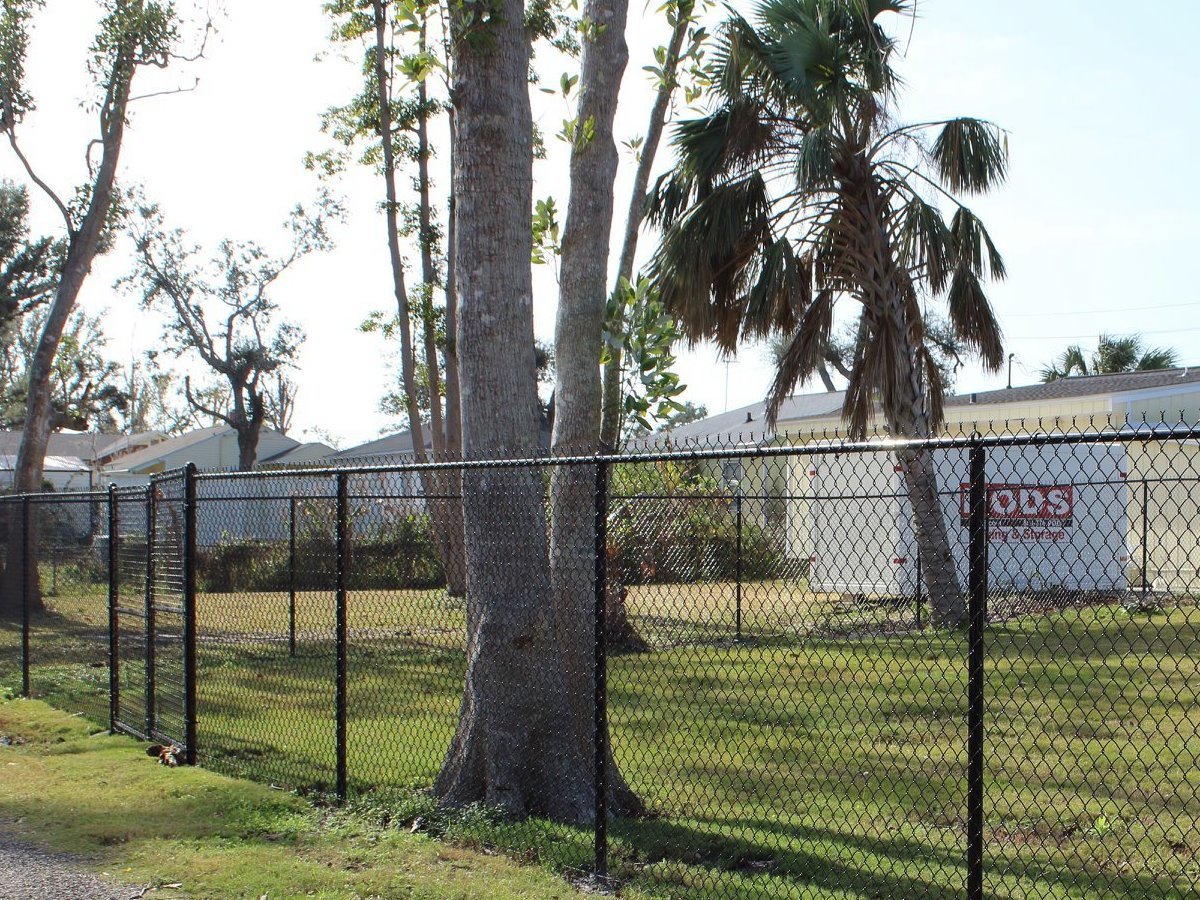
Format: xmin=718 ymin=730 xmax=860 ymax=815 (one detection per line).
xmin=4 ymin=0 xmax=1199 ymax=448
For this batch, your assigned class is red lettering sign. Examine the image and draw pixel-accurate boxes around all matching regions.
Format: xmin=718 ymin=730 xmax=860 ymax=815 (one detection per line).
xmin=959 ymin=483 xmax=1074 ymax=524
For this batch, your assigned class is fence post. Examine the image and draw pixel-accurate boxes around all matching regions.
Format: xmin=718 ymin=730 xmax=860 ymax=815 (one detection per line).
xmin=288 ymin=496 xmax=297 ymax=657
xmin=734 ymin=492 xmax=743 ymax=641
xmin=1141 ymin=480 xmax=1149 ymax=594
xmin=335 ymin=472 xmax=349 ymax=802
xmin=144 ymin=484 xmax=157 ymax=737
xmin=20 ymin=496 xmax=31 ymax=698
xmin=593 ymin=458 xmax=610 ymax=879
xmin=182 ymin=463 xmax=199 ymax=765
xmin=966 ymin=442 xmax=988 ymax=900
xmin=107 ymin=485 xmax=119 ymax=734
xmin=914 ymin=553 xmax=923 ymax=630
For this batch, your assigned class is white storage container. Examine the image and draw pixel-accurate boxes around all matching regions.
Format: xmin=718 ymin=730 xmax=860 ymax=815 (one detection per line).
xmin=798 ymin=442 xmax=1129 ymax=595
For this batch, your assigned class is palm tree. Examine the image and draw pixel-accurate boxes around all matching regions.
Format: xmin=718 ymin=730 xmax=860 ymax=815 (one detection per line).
xmin=1041 ymin=335 xmax=1178 ymax=382
xmin=647 ymin=0 xmax=1009 ymax=628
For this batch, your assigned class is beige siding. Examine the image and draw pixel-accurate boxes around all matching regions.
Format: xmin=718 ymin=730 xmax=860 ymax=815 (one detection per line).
xmin=1126 ymin=441 xmax=1200 ymax=589
xmin=1123 ymin=389 xmax=1200 ymax=424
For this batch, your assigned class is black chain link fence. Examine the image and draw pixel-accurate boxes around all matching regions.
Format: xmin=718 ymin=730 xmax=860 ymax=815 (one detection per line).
xmin=1 ymin=418 xmax=1198 ymax=899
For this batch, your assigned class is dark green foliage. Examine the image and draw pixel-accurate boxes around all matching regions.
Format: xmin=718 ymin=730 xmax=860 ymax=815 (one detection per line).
xmin=198 ymin=514 xmax=444 ymax=593
xmin=609 ymin=459 xmax=786 ymax=585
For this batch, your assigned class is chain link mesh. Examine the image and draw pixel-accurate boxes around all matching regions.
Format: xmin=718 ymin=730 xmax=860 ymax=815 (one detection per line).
xmin=0 ymin=417 xmax=1197 ymax=898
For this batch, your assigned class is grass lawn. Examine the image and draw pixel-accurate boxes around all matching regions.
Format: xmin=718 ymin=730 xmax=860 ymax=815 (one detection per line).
xmin=3 ymin=578 xmax=1198 ymax=899
xmin=0 ymin=695 xmax=595 ymax=899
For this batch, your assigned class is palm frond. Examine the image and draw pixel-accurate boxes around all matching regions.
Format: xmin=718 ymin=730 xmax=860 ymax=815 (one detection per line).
xmin=919 ymin=343 xmax=945 ymax=429
xmin=741 ymin=238 xmax=809 ymax=339
xmin=932 ymin=118 xmax=1008 ymax=195
xmin=1137 ymin=345 xmax=1178 ymax=371
xmin=645 ymin=170 xmax=700 ymax=228
xmin=673 ymin=100 xmax=777 ymax=183
xmin=949 ymin=206 xmax=1006 ymax=280
xmin=946 ymin=266 xmax=1004 ymax=371
xmin=795 ymin=127 xmax=836 ymax=192
xmin=895 ymin=194 xmax=951 ymax=291
xmin=649 ymin=173 xmax=773 ymax=351
xmin=764 ymin=287 xmax=834 ymax=425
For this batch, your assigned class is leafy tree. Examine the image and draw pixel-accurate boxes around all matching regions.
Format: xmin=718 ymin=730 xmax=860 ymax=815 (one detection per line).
xmin=126 ymin=198 xmax=337 ymax=470
xmin=1041 ymin=334 xmax=1179 ymax=382
xmin=0 ymin=180 xmax=60 ymax=331
xmin=647 ymin=0 xmax=1009 ymax=628
xmin=317 ymin=0 xmax=468 ymax=593
xmin=1 ymin=307 xmax=126 ymax=432
xmin=114 ymin=355 xmax=194 ymax=436
xmin=599 ymin=0 xmax=710 ymax=447
xmin=1 ymin=0 xmax=200 ymax=617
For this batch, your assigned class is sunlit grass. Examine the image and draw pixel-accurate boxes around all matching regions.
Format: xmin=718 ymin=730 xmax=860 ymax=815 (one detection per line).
xmin=3 ymin=580 xmax=1198 ymax=899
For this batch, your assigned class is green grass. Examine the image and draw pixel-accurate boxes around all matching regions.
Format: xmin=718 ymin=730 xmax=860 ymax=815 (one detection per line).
xmin=3 ymin=578 xmax=1199 ymax=899
xmin=0 ymin=695 xmax=598 ymax=899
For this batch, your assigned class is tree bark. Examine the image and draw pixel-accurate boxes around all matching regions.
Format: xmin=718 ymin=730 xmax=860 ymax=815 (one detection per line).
xmin=1 ymin=49 xmax=135 ymax=617
xmin=435 ymin=0 xmax=593 ymax=821
xmin=859 ymin=173 xmax=966 ymax=629
xmin=598 ymin=11 xmax=690 ymax=450
xmin=548 ymin=0 xmax=641 ymax=813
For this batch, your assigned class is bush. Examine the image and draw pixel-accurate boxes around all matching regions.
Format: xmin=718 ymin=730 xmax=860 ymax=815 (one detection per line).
xmin=609 ymin=459 xmax=786 ymax=585
xmin=197 ymin=512 xmax=444 ymax=594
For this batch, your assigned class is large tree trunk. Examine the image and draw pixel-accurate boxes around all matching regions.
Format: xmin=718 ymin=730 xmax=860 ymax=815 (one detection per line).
xmin=598 ymin=11 xmax=690 ymax=450
xmin=235 ymin=424 xmax=258 ymax=471
xmin=435 ymin=0 xmax=593 ymax=821
xmin=548 ymin=0 xmax=641 ymax=814
xmin=1 ymin=73 xmax=132 ymax=617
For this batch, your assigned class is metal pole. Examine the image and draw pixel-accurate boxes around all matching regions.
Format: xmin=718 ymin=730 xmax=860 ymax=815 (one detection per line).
xmin=1141 ymin=480 xmax=1149 ymax=594
xmin=182 ymin=463 xmax=199 ymax=766
xmin=593 ymin=459 xmax=610 ymax=878
xmin=734 ymin=493 xmax=743 ymax=641
xmin=107 ymin=485 xmax=119 ymax=734
xmin=335 ymin=472 xmax=349 ymax=802
xmin=20 ymin=497 xmax=31 ymax=698
xmin=915 ymin=553 xmax=923 ymax=630
xmin=144 ymin=485 xmax=157 ymax=737
xmin=288 ymin=496 xmax=297 ymax=657
xmin=966 ymin=443 xmax=988 ymax=900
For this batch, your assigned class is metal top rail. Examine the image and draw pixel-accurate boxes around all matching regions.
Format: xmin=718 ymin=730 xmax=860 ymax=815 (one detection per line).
xmin=1 ymin=420 xmax=1196 ymax=501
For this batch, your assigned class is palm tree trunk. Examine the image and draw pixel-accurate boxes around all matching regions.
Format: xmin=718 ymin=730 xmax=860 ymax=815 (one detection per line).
xmin=859 ymin=172 xmax=967 ymax=629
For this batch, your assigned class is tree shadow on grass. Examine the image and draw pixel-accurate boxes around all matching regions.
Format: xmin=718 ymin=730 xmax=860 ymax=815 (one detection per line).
xmin=610 ymin=814 xmax=1195 ymax=900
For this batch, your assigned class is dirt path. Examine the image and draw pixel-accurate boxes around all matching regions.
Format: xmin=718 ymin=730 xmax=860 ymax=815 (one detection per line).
xmin=0 ymin=831 xmax=141 ymax=900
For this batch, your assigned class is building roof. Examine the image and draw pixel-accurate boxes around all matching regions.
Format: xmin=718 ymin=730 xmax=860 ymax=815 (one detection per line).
xmin=328 ymin=429 xmax=433 ymax=462
xmin=102 ymin=426 xmax=301 ymax=472
xmin=637 ymin=390 xmax=847 ymax=446
xmin=104 ymin=425 xmax=227 ymax=471
xmin=0 ymin=454 xmax=90 ymax=472
xmin=774 ymin=366 xmax=1200 ymax=424
xmin=0 ymin=430 xmax=165 ymax=464
xmin=261 ymin=442 xmax=336 ymax=466
xmin=943 ymin=366 xmax=1200 ymax=408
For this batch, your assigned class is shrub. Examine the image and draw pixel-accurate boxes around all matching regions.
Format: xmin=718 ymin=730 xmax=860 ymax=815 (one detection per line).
xmin=608 ymin=459 xmax=786 ymax=585
xmin=197 ymin=512 xmax=444 ymax=594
